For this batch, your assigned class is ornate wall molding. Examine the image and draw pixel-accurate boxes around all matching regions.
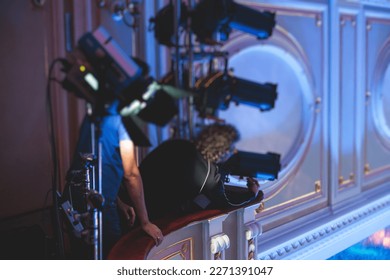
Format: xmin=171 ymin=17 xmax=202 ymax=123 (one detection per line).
xmin=202 ymin=213 xmax=229 ymax=259
xmin=245 ymin=221 xmax=262 ymax=260
xmin=337 ymin=12 xmax=358 ymax=191
xmin=363 ymin=15 xmax=390 ymax=189
xmin=210 ymin=234 xmax=230 ymax=260
xmin=257 ymin=193 xmax=390 ymax=259
xmin=149 ymin=237 xmax=193 ymax=260
xmin=357 ymin=0 xmax=390 ymax=7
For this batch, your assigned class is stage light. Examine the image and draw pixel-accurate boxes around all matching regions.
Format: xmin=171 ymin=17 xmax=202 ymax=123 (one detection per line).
xmin=77 ymin=26 xmax=143 ymax=97
xmin=61 ymin=26 xmax=143 ymax=106
xmin=221 ymin=150 xmax=281 ymax=181
xmin=149 ymin=1 xmax=189 ymax=47
xmin=119 ymin=79 xmax=179 ymax=126
xmin=60 ymin=26 xmax=182 ymax=127
xmin=150 ymin=0 xmax=275 ymax=46
xmin=194 ymin=71 xmax=278 ymax=117
xmin=191 ymin=0 xmax=276 ymax=44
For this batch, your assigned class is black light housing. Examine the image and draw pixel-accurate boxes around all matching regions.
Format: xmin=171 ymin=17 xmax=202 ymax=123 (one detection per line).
xmin=194 ymin=71 xmax=278 ymax=117
xmin=61 ymin=26 xmax=143 ymax=106
xmin=150 ymin=0 xmax=276 ymax=46
xmin=60 ymin=26 xmax=182 ymax=144
xmin=61 ymin=26 xmax=180 ymax=125
xmin=119 ymin=77 xmax=179 ymax=127
xmin=191 ymin=0 xmax=276 ymax=44
xmin=149 ymin=1 xmax=189 ymax=47
xmin=221 ymin=150 xmax=281 ymax=181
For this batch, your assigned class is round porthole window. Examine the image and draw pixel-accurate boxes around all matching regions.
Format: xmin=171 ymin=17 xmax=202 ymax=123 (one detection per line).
xmin=218 ymin=31 xmax=316 ymax=192
xmin=372 ymin=49 xmax=390 ymax=150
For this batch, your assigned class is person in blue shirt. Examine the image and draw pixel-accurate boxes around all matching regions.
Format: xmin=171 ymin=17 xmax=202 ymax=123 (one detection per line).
xmin=63 ymin=100 xmax=163 ymax=259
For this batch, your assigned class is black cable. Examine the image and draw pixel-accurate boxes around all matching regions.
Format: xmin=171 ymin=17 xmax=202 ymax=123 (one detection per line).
xmin=46 ymin=58 xmax=66 ymax=259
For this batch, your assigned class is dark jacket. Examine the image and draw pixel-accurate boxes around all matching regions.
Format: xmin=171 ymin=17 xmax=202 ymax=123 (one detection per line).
xmin=138 ymin=139 xmax=262 ymax=220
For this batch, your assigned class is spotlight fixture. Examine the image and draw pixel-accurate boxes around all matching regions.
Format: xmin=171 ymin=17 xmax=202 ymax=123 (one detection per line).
xmin=60 ymin=26 xmax=184 ymax=143
xmin=150 ymin=0 xmax=275 ymax=46
xmin=61 ymin=26 xmax=143 ymax=106
xmin=194 ymin=71 xmax=278 ymax=117
xmin=221 ymin=150 xmax=281 ymax=181
xmin=190 ymin=0 xmax=276 ymax=44
xmin=149 ymin=1 xmax=189 ymax=47
xmin=119 ymin=79 xmax=179 ymax=126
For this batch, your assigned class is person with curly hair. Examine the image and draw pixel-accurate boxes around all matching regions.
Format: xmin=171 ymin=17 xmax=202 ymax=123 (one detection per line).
xmin=195 ymin=122 xmax=239 ymax=163
xmin=118 ymin=122 xmax=263 ymax=222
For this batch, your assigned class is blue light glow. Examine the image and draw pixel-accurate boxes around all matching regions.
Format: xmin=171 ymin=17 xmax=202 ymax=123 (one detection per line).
xmin=328 ymin=226 xmax=390 ymax=260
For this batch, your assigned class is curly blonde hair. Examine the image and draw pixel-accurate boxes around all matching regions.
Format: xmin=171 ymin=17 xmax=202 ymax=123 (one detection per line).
xmin=194 ymin=123 xmax=240 ymax=163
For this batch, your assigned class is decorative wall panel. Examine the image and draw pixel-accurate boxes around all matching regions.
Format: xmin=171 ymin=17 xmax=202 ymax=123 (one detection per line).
xmin=219 ymin=2 xmax=328 ymax=227
xmin=364 ymin=13 xmax=390 ymax=188
xmin=149 ymin=237 xmax=193 ymax=260
xmin=338 ymin=12 xmax=358 ymax=190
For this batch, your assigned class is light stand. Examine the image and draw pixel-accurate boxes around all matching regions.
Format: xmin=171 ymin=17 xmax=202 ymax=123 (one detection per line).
xmin=76 ymin=107 xmax=105 ymax=260
xmin=88 ymin=113 xmax=104 ymax=260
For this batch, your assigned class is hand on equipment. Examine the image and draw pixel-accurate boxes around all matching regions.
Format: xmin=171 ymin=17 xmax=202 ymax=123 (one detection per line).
xmin=246 ymin=177 xmax=260 ymax=196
